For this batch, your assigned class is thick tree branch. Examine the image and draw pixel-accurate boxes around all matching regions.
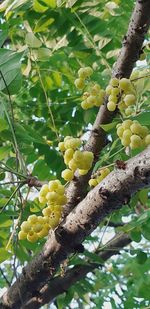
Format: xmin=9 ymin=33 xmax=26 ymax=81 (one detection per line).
xmin=64 ymin=0 xmax=150 ymax=216
xmin=1 ymin=146 xmax=150 ymax=309
xmin=22 ymin=232 xmax=131 ymax=309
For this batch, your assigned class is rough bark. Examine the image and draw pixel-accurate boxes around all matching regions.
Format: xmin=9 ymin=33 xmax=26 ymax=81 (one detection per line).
xmin=1 ymin=146 xmax=150 ymax=309
xmin=64 ymin=0 xmax=150 ymax=216
xmin=22 ymin=233 xmax=131 ymax=309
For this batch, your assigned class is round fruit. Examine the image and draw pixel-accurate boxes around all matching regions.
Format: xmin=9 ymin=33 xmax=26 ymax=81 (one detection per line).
xmin=117 ymin=126 xmax=124 ymax=138
xmin=27 ymin=231 xmax=38 ymax=243
xmin=68 ymin=159 xmax=78 ymax=171
xmin=81 ymin=100 xmax=90 ymax=110
xmin=130 ymin=135 xmax=142 ymax=149
xmin=58 ymin=142 xmax=66 ymax=152
xmin=124 ymin=94 xmax=136 ymax=106
xmin=32 ymin=223 xmax=43 ymax=233
xmin=21 ymin=221 xmax=31 ymax=233
xmin=130 ymin=122 xmax=142 ymax=135
xmin=106 ymin=85 xmax=113 ymax=95
xmin=89 ymin=179 xmax=97 ymax=187
xmin=74 ymin=78 xmax=85 ymax=89
xmin=122 ymin=119 xmax=132 ymax=129
xmin=144 ymin=134 xmax=150 ymax=146
xmin=87 ymin=95 xmax=97 ymax=105
xmin=107 ymin=101 xmax=116 ymax=112
xmin=46 ymin=191 xmax=59 ymax=204
xmin=121 ymin=137 xmax=130 ymax=147
xmin=110 ymin=77 xmax=119 ymax=87
xmin=61 ymin=169 xmax=74 ymax=181
xmin=18 ymin=231 xmax=27 ymax=240
xmin=28 ymin=215 xmax=38 ymax=225
xmin=84 ymin=67 xmax=93 ymax=77
xmin=119 ymin=78 xmax=131 ymax=91
xmin=122 ymin=129 xmax=132 ymax=139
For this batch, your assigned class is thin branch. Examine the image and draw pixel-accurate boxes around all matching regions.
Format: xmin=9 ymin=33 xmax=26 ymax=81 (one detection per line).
xmin=0 ymin=72 xmax=26 ymax=175
xmin=0 ymin=268 xmax=11 ymax=287
xmin=0 ymin=183 xmax=23 ymax=214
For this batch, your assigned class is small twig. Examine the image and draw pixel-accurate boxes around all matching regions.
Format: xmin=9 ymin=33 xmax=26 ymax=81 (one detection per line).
xmin=0 ymin=180 xmax=25 ymax=185
xmin=0 ymin=71 xmax=26 ymax=174
xmin=0 ymin=183 xmax=23 ymax=214
xmin=0 ymin=268 xmax=11 ymax=287
xmin=131 ymin=73 xmax=150 ymax=82
xmin=0 ymin=164 xmax=27 ymax=179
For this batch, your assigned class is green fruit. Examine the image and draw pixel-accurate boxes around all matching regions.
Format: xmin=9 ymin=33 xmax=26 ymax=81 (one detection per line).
xmin=107 ymin=101 xmax=116 ymax=112
xmin=109 ymin=95 xmax=118 ymax=103
xmin=81 ymin=100 xmax=91 ymax=110
xmin=74 ymin=78 xmax=85 ymax=89
xmin=125 ymin=107 xmax=133 ymax=116
xmin=106 ymin=85 xmax=113 ymax=95
xmin=89 ymin=178 xmax=97 ymax=187
xmin=119 ymin=78 xmax=131 ymax=91
xmin=122 ymin=129 xmax=132 ymax=139
xmin=121 ymin=137 xmax=130 ymax=147
xmin=110 ymin=77 xmax=119 ymax=87
xmin=124 ymin=94 xmax=136 ymax=106
xmin=130 ymin=135 xmax=142 ymax=149
xmin=122 ymin=119 xmax=132 ymax=129
xmin=144 ymin=134 xmax=150 ymax=145
xmin=117 ymin=126 xmax=124 ymax=138
xmin=87 ymin=95 xmax=97 ymax=105
xmin=130 ymin=122 xmax=142 ymax=135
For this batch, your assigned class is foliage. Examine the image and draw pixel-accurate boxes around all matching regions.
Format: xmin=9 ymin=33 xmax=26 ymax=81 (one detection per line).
xmin=0 ymin=0 xmax=150 ymax=308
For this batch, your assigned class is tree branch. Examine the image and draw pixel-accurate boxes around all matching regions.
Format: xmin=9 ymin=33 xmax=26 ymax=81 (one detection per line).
xmin=22 ymin=232 xmax=131 ymax=309
xmin=1 ymin=146 xmax=150 ymax=309
xmin=63 ymin=0 xmax=150 ymax=216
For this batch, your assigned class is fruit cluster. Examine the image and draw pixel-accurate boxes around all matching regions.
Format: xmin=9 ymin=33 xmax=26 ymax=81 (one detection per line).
xmin=59 ymin=136 xmax=94 ymax=181
xmin=74 ymin=66 xmax=105 ymax=110
xmin=39 ymin=180 xmax=67 ymax=206
xmin=117 ymin=119 xmax=150 ymax=149
xmin=18 ymin=214 xmax=50 ymax=243
xmin=106 ymin=77 xmax=136 ymax=116
xmin=19 ymin=180 xmax=67 ymax=242
xmin=89 ymin=167 xmax=110 ymax=187
xmin=81 ymin=84 xmax=105 ymax=110
xmin=74 ymin=66 xmax=93 ymax=90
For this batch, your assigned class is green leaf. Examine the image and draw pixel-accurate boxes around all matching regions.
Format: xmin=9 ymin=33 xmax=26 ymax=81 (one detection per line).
xmin=134 ymin=112 xmax=150 ymax=126
xmin=136 ymin=251 xmax=147 ymax=264
xmin=138 ymin=189 xmax=149 ymax=205
xmin=0 ymin=146 xmax=10 ymax=160
xmin=0 ymin=49 xmax=23 ymax=93
xmin=100 ymin=121 xmax=118 ymax=132
xmin=25 ymin=32 xmax=42 ymax=48
xmin=0 ymin=248 xmax=11 ymax=263
xmin=0 ymin=118 xmax=8 ymax=132
xmin=130 ymin=229 xmax=141 ymax=243
xmin=0 ymin=29 xmax=8 ymax=47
